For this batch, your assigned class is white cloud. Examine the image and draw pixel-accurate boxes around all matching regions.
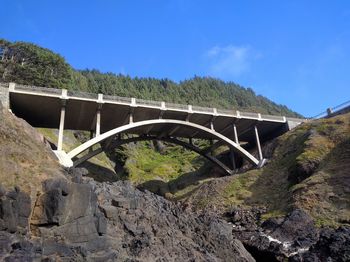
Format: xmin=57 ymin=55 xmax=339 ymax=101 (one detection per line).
xmin=205 ymin=45 xmax=259 ymax=78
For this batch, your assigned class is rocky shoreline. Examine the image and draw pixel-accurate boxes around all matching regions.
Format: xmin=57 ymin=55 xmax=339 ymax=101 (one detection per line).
xmin=222 ymin=207 xmax=350 ymax=261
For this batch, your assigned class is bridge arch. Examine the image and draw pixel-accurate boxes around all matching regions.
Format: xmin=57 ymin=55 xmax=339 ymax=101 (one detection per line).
xmin=67 ymin=119 xmax=261 ymax=174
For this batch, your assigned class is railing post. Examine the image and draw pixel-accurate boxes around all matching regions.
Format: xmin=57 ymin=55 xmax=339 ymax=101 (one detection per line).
xmin=61 ymin=89 xmax=68 ymax=99
xmin=9 ymin=82 xmax=16 ymax=92
xmin=161 ymin=101 xmax=166 ymax=110
xmin=236 ymin=110 xmax=241 ymax=118
xmin=188 ymin=105 xmax=193 ymax=112
xmin=186 ymin=105 xmax=193 ymax=122
xmin=327 ymin=108 xmax=333 ymax=116
xmin=254 ymin=125 xmax=263 ymax=161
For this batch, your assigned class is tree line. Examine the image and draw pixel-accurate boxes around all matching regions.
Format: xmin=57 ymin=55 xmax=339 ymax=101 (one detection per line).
xmin=0 ymin=39 xmax=301 ymax=117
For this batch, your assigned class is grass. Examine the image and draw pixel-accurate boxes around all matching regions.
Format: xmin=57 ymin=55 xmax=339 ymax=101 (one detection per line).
xmin=122 ymin=141 xmax=203 ymax=185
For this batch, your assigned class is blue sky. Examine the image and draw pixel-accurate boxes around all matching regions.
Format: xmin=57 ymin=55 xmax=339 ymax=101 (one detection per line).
xmin=1 ymin=0 xmax=350 ymax=116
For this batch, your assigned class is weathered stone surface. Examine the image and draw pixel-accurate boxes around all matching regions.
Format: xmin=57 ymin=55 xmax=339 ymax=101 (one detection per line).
xmin=0 ymin=187 xmax=31 ymax=234
xmin=0 ymin=172 xmax=255 ymax=261
xmin=291 ymin=226 xmax=350 ymax=262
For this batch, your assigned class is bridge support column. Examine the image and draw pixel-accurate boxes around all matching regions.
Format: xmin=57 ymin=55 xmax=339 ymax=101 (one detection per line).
xmin=129 ymin=110 xmax=134 ymax=124
xmin=209 ymin=139 xmax=214 ymax=155
xmin=57 ymin=100 xmax=67 ymax=151
xmin=230 ymin=149 xmax=236 ymax=171
xmin=254 ymin=125 xmax=263 ymax=161
xmin=96 ymin=94 xmax=103 ymax=136
xmin=233 ymin=123 xmax=239 ymax=144
xmin=96 ymin=107 xmax=101 ymax=136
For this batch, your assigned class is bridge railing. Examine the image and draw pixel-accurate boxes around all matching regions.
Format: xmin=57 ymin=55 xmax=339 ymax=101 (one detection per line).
xmin=15 ymin=84 xmax=62 ymax=95
xmin=239 ymin=111 xmax=260 ymax=119
xmin=166 ymin=102 xmax=188 ymax=110
xmin=6 ymin=82 xmax=306 ymax=123
xmin=0 ymin=83 xmax=9 ymax=88
xmin=261 ymin=114 xmax=285 ymax=121
xmin=192 ymin=105 xmax=215 ymax=113
xmin=311 ymin=99 xmax=350 ymax=119
xmin=68 ymin=90 xmax=98 ymax=99
xmin=135 ymin=98 xmax=162 ymax=107
xmin=286 ymin=117 xmax=305 ymax=122
xmin=103 ymin=94 xmax=132 ymax=104
xmin=217 ymin=108 xmax=235 ymax=115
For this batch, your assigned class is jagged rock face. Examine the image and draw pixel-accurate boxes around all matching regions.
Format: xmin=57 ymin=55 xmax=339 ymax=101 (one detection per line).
xmin=0 ymin=186 xmax=31 ymax=234
xmin=291 ymin=226 xmax=350 ymax=262
xmin=94 ymin=180 xmax=254 ymax=261
xmin=0 ymin=169 xmax=255 ymax=261
xmin=227 ymin=208 xmax=350 ymax=262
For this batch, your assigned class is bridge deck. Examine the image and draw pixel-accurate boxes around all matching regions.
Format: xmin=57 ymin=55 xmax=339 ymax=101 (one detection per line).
xmin=6 ymin=83 xmax=304 ymax=144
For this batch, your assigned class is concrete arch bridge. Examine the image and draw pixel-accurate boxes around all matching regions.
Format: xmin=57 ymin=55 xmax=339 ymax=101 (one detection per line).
xmin=0 ymin=83 xmax=305 ymax=175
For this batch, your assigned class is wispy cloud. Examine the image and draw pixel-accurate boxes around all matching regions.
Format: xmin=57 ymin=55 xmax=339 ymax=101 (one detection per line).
xmin=204 ymin=45 xmax=260 ymax=78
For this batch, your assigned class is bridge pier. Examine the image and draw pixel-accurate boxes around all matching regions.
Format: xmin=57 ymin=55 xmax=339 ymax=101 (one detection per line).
xmin=254 ymin=125 xmax=263 ymax=161
xmin=57 ymin=94 xmax=67 ymax=151
xmin=230 ymin=149 xmax=236 ymax=172
xmin=0 ymin=83 xmax=11 ymax=110
xmin=233 ymin=123 xmax=239 ymax=144
xmin=96 ymin=94 xmax=103 ymax=136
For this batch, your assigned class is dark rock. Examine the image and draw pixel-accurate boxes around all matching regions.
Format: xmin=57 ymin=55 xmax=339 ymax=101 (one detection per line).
xmin=292 ymin=226 xmax=350 ymax=262
xmin=232 ymin=209 xmax=319 ymax=261
xmin=263 ymin=209 xmax=318 ymax=248
xmin=224 ymin=206 xmax=266 ymax=230
xmin=0 ymin=174 xmax=256 ymax=261
xmin=0 ymin=185 xmax=6 ymax=197
xmin=0 ymin=187 xmax=31 ymax=233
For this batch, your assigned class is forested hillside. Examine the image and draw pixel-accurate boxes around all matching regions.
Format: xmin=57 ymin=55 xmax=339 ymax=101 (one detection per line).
xmin=0 ymin=39 xmax=300 ymax=117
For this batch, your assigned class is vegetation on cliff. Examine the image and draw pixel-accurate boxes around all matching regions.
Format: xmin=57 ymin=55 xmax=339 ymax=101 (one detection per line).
xmin=185 ymin=112 xmax=350 ymax=227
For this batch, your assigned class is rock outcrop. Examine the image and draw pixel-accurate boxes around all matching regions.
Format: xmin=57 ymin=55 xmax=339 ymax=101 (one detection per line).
xmin=0 ymin=168 xmax=255 ymax=261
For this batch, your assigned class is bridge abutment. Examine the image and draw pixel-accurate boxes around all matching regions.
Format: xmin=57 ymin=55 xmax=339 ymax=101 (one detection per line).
xmin=0 ymin=84 xmax=10 ymax=110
